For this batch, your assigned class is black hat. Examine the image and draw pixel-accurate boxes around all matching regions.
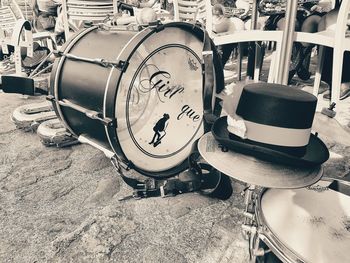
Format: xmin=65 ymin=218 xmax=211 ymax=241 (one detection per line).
xmin=212 ymin=83 xmax=329 ymax=167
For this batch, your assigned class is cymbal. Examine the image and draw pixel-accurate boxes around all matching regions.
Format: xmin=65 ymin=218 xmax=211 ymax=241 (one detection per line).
xmin=198 ymin=132 xmax=323 ymax=189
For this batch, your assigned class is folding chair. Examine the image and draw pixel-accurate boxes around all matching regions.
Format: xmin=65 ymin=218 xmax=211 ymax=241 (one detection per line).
xmin=61 ymin=0 xmax=118 ymax=40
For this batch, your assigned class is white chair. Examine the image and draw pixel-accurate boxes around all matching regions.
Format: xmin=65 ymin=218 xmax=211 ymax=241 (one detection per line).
xmin=1 ymin=19 xmax=34 ymax=75
xmin=173 ymin=0 xmax=284 ymax=83
xmin=14 ymin=0 xmax=34 ymax=21
xmin=61 ymin=0 xmax=118 ymax=40
xmin=292 ymin=0 xmax=350 ymax=105
xmin=0 ymin=5 xmax=20 ymax=37
xmin=1 ymin=0 xmax=57 ymax=51
xmin=173 ymin=0 xmax=197 ymax=22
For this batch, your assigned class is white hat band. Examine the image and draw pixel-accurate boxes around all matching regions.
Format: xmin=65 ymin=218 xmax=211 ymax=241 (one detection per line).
xmin=244 ymin=120 xmax=311 ymax=147
xmin=227 ymin=117 xmax=312 ymax=147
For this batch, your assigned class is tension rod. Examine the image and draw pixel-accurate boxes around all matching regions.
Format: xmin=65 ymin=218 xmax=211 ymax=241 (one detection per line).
xmin=53 ymin=50 xmax=128 ymax=70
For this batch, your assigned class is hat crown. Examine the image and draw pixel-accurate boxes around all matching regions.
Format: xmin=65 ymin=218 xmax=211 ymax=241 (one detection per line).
xmin=236 ymin=83 xmax=317 ymax=129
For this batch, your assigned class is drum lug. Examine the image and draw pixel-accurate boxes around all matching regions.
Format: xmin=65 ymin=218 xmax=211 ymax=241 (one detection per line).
xmin=149 ymin=21 xmax=165 ymax=32
xmin=105 ymin=118 xmax=117 ymax=128
xmin=116 ymin=60 xmax=129 ymax=73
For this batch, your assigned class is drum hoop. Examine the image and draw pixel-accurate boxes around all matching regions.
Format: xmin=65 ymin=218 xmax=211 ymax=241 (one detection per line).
xmin=50 ymin=26 xmax=98 ymax=137
xmin=103 ymin=22 xmax=207 ymax=178
xmin=255 ymin=167 xmax=331 ymax=263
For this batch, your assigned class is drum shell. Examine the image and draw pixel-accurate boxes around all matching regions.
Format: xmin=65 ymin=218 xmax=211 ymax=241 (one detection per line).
xmin=50 ymin=27 xmax=136 ymax=149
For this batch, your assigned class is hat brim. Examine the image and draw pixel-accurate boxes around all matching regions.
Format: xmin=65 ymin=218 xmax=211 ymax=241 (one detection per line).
xmin=212 ymin=116 xmax=329 ymax=168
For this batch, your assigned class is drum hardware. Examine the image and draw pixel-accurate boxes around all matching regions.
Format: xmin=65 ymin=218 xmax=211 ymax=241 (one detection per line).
xmin=111 ymin=137 xmax=233 ymax=200
xmin=47 ymin=96 xmax=116 ymax=128
xmin=99 ymin=22 xmax=141 ymax=33
xmin=52 ymin=50 xmax=129 ymax=71
xmin=78 ymin=135 xmax=115 ymax=159
xmin=240 ymin=184 xmax=277 ymax=262
xmin=100 ymin=20 xmax=163 ymax=34
xmin=112 ymin=156 xmax=203 ymax=200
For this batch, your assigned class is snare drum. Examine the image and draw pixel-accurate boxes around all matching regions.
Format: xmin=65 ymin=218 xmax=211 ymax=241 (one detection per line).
xmin=50 ymin=22 xmax=223 ymax=178
xmin=255 ymin=179 xmax=350 ymax=263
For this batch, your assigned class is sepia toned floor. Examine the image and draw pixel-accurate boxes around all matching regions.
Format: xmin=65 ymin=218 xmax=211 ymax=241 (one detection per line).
xmin=0 ymin=54 xmax=350 ymax=262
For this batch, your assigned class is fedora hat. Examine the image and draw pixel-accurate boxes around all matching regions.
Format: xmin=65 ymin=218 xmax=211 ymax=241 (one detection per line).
xmin=212 ymin=83 xmax=329 ymax=168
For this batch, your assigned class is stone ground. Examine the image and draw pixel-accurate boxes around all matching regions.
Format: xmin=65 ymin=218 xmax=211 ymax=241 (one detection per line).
xmin=1 ymin=57 xmax=350 ymax=262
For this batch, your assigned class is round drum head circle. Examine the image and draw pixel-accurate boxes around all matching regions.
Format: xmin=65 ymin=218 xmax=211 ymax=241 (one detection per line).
xmin=115 ymin=26 xmax=205 ymax=173
xmin=259 ymin=179 xmax=350 ymax=263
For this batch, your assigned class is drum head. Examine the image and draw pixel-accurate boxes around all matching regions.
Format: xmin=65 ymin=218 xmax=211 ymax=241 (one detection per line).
xmin=259 ymin=179 xmax=350 ymax=263
xmin=105 ymin=23 xmax=211 ymax=176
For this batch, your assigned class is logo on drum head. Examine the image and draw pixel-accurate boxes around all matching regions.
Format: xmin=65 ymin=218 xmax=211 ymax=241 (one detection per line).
xmin=307 ymin=185 xmax=329 ymax=192
xmin=149 ymin=113 xmax=170 ymax=147
xmin=188 ymin=57 xmax=199 ymax=71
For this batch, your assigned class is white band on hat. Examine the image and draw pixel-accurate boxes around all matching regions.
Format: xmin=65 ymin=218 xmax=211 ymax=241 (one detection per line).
xmin=243 ymin=120 xmax=311 ymax=147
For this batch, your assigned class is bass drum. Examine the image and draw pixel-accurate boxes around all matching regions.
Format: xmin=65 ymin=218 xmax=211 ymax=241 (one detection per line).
xmin=50 ymin=22 xmax=223 ymax=178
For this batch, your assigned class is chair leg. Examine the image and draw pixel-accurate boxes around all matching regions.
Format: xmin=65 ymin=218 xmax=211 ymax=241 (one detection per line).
xmin=254 ymin=42 xmax=266 ymax=81
xmin=268 ymin=50 xmax=276 ymax=83
xmin=237 ymin=43 xmax=243 ymax=81
xmin=313 ymin=45 xmax=325 ymax=96
xmin=270 ymin=41 xmax=282 ymax=84
xmin=331 ymin=48 xmax=344 ymax=106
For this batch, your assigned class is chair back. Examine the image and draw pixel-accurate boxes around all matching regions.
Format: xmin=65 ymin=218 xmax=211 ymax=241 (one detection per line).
xmin=173 ymin=0 xmax=212 ymax=35
xmin=0 ymin=6 xmax=19 ymax=37
xmin=62 ymin=0 xmax=117 ymax=39
xmin=14 ymin=0 xmax=34 ymax=21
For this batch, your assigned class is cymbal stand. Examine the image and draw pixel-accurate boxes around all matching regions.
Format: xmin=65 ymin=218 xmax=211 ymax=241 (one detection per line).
xmin=241 ymin=184 xmax=268 ymax=262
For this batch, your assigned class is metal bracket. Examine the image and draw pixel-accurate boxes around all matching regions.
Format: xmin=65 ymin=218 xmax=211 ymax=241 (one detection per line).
xmin=52 ymin=98 xmax=116 ymax=127
xmin=53 ymin=50 xmax=128 ymax=71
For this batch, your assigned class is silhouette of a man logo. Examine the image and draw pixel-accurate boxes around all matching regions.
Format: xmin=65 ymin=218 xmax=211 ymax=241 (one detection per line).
xmin=149 ymin=113 xmax=170 ymax=147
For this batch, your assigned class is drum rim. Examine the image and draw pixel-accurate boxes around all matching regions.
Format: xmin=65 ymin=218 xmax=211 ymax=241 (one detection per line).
xmin=254 ymin=175 xmax=350 ymax=263
xmin=103 ymin=22 xmax=208 ymax=178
